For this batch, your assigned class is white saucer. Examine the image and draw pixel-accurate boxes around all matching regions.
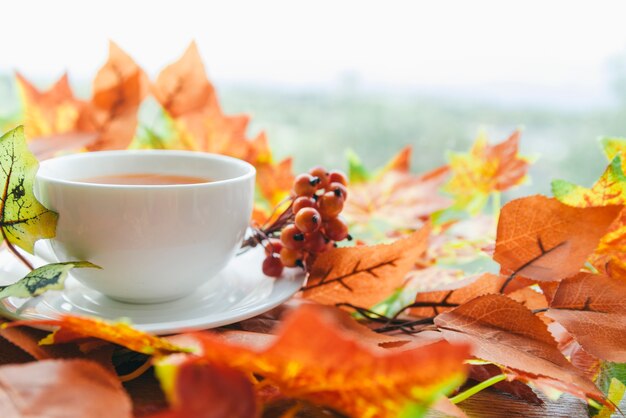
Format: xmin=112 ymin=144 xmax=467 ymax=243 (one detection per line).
xmin=0 ymin=247 xmax=304 ymax=335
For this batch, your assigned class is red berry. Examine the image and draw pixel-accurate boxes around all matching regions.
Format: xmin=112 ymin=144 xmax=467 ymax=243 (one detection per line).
xmin=328 ymin=182 xmax=348 ymax=200
xmin=262 ymin=255 xmax=284 ymax=277
xmin=304 ymin=231 xmax=329 ymax=253
xmin=318 ymin=192 xmax=344 ymax=218
xmin=280 ymin=247 xmax=304 ymax=268
xmin=328 ymin=170 xmax=348 ymax=186
xmin=293 ymin=174 xmax=320 ymax=196
xmin=280 ymin=225 xmax=305 ymax=250
xmin=264 ymin=239 xmax=283 ymax=256
xmin=309 ymin=166 xmax=330 ymax=189
xmin=295 ymin=207 xmax=321 ymax=233
xmin=292 ymin=196 xmax=316 ymax=213
xmin=323 ymin=217 xmax=349 ymax=241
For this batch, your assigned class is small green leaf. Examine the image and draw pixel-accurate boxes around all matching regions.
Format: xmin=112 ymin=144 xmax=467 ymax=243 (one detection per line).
xmin=345 ymin=149 xmax=371 ymax=183
xmin=0 ymin=126 xmax=58 ymax=253
xmin=0 ymin=261 xmax=100 ymax=299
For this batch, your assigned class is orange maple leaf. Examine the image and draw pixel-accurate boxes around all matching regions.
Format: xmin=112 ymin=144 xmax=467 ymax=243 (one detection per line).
xmin=444 ymin=131 xmax=529 ymax=213
xmin=4 ymin=315 xmax=190 ymax=356
xmin=78 ymin=41 xmax=149 ymax=151
xmin=15 ymin=72 xmax=85 ymax=139
xmin=181 ymin=304 xmax=470 ymax=418
xmin=152 ymin=42 xmax=294 ymax=207
xmin=344 ymin=147 xmax=451 ymax=235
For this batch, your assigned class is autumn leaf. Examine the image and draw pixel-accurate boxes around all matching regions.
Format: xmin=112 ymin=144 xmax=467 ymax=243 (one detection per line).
xmin=302 ymin=226 xmax=430 ymax=307
xmin=434 ymin=294 xmax=606 ymax=403
xmin=150 ymin=359 xmax=258 ymax=418
xmin=78 ymin=41 xmax=149 ymax=151
xmin=179 ymin=304 xmax=470 ymax=418
xmin=4 ymin=315 xmax=191 ymax=356
xmin=0 ymin=126 xmax=57 ymax=254
xmin=0 ymin=261 xmax=99 ymax=299
xmin=0 ymin=359 xmax=133 ymax=418
xmin=494 ymin=195 xmax=621 ymax=287
xmin=545 ymin=273 xmax=626 ymax=363
xmin=552 ymin=155 xmax=626 ymax=277
xmin=152 ymin=43 xmax=293 ymax=208
xmin=552 ymin=155 xmax=626 ymax=207
xmin=15 ymin=72 xmax=85 ymax=139
xmin=343 ymin=148 xmax=450 ymax=236
xmin=444 ymin=130 xmax=529 ymax=214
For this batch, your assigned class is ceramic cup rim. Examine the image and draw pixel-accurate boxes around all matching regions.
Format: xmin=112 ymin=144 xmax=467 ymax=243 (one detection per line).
xmin=36 ymin=149 xmax=256 ymax=189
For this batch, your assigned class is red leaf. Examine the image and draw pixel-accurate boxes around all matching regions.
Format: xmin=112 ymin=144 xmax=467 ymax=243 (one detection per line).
xmin=494 ymin=195 xmax=622 ymax=284
xmin=434 ymin=294 xmax=605 ymax=403
xmin=546 ymin=272 xmax=626 ymax=362
xmin=0 ymin=359 xmax=132 ymax=418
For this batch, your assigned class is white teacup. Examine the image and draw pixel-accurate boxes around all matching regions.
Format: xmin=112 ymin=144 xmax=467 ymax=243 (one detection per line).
xmin=35 ymin=150 xmax=255 ymax=304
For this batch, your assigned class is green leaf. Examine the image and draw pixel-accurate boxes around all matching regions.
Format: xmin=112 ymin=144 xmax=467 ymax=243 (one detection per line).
xmin=0 ymin=126 xmax=58 ymax=253
xmin=592 ymin=362 xmax=626 ymax=417
xmin=0 ymin=261 xmax=100 ymax=299
xmin=345 ymin=149 xmax=371 ymax=183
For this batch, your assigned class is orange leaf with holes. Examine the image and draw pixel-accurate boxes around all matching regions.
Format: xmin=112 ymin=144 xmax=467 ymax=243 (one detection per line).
xmin=434 ymin=294 xmax=606 ymax=404
xmin=302 ymin=226 xmax=430 ymax=307
xmin=184 ymin=304 xmax=470 ymax=418
xmin=546 ymin=273 xmax=626 ymax=362
xmin=494 ymin=195 xmax=621 ymax=287
xmin=78 ymin=41 xmax=149 ymax=150
xmin=4 ymin=315 xmax=190 ymax=356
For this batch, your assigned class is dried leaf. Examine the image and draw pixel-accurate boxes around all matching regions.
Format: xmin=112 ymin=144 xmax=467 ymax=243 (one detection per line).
xmin=0 ymin=359 xmax=132 ymax=418
xmin=494 ymin=195 xmax=621 ymax=283
xmin=434 ymin=294 xmax=605 ymax=403
xmin=80 ymin=41 xmax=148 ymax=150
xmin=0 ymin=126 xmax=57 ymax=253
xmin=546 ymin=273 xmax=626 ymax=362
xmin=303 ymin=227 xmax=430 ymax=307
xmin=186 ymin=304 xmax=470 ymax=418
xmin=444 ymin=131 xmax=529 ymax=213
xmin=5 ymin=315 xmax=190 ymax=356
xmin=0 ymin=261 xmax=99 ymax=299
xmin=151 ymin=359 xmax=258 ymax=418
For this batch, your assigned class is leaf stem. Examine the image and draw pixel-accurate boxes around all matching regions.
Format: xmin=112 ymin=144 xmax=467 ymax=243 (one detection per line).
xmin=491 ymin=191 xmax=501 ymax=219
xmin=2 ymin=237 xmax=34 ymax=271
xmin=449 ymin=373 xmax=507 ymax=404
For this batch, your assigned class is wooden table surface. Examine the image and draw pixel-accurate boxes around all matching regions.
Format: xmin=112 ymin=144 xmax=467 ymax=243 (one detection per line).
xmin=428 ymin=390 xmax=625 ymax=418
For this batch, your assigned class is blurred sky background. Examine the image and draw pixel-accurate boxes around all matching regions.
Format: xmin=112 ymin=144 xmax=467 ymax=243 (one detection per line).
xmin=1 ymin=0 xmax=626 ymax=196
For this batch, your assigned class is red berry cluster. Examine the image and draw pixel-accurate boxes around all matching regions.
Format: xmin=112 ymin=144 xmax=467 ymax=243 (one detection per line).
xmin=262 ymin=166 xmax=351 ymax=277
